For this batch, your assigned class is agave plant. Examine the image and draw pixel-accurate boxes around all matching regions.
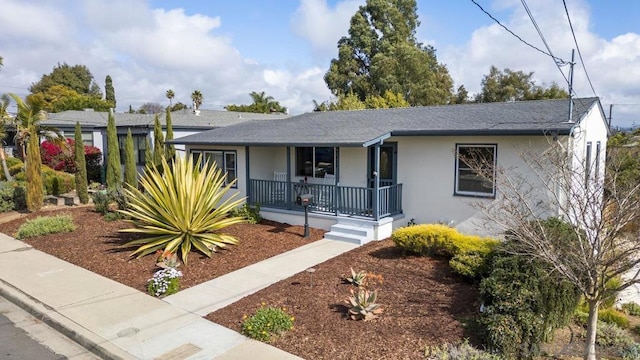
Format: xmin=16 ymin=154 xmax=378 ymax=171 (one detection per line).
xmin=345 ymin=287 xmax=384 ymax=321
xmin=345 ymin=267 xmax=367 ymax=287
xmin=119 ymin=155 xmax=246 ymax=264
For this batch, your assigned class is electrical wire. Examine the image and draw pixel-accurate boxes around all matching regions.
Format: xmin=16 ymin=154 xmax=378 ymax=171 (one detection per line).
xmin=562 ymin=0 xmax=598 ymax=98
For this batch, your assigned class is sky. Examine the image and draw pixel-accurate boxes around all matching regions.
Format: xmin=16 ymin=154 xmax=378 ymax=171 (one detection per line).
xmin=0 ymin=0 xmax=639 ymax=127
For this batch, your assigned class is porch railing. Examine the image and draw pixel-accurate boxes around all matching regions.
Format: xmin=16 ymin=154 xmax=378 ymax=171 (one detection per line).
xmin=248 ymin=179 xmax=402 ymax=220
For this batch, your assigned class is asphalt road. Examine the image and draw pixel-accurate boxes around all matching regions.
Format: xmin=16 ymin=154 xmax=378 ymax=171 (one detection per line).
xmin=0 ymin=296 xmax=99 ymax=360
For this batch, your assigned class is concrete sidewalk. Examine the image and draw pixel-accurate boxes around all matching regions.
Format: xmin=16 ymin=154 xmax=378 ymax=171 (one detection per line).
xmin=0 ymin=232 xmax=357 ymax=359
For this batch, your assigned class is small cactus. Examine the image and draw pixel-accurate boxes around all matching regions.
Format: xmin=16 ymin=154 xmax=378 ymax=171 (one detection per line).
xmin=345 ymin=287 xmax=383 ymax=321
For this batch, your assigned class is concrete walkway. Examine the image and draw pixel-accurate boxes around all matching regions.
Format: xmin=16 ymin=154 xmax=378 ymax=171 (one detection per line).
xmin=0 ymin=232 xmax=358 ymax=360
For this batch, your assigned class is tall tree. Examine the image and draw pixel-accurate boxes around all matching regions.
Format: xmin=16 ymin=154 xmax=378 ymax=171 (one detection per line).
xmin=166 ymin=89 xmax=175 ymax=107
xmin=313 ymin=90 xmax=409 ymax=111
xmin=30 ymin=63 xmax=101 ymax=96
xmin=475 ymin=66 xmax=569 ymax=103
xmin=226 ymin=91 xmax=287 ymax=114
xmin=27 ymin=84 xmax=113 ymax=113
xmin=470 ymin=142 xmax=640 ymax=360
xmin=144 ymin=136 xmax=153 ymax=167
xmin=105 ymin=75 xmax=116 ymax=108
xmin=324 ymin=0 xmax=453 ymax=106
xmin=138 ymin=102 xmax=164 ymax=114
xmin=164 ymin=108 xmax=175 ymax=161
xmin=153 ymin=114 xmax=164 ymax=167
xmin=8 ymin=94 xmax=46 ymax=211
xmin=453 ymin=85 xmax=469 ymax=104
xmin=123 ymin=128 xmax=138 ymax=190
xmin=105 ymin=111 xmax=121 ymax=189
xmin=74 ymin=122 xmax=89 ymax=204
xmin=191 ymin=90 xmax=203 ymax=110
xmin=0 ymin=94 xmax=13 ymax=181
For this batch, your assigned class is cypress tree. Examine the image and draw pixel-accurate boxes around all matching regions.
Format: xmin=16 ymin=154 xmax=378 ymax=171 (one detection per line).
xmin=153 ymin=114 xmax=164 ymax=166
xmin=105 ymin=111 xmax=121 ymax=189
xmin=144 ymin=136 xmax=153 ymax=167
xmin=165 ymin=108 xmax=175 ymax=161
xmin=74 ymin=122 xmax=89 ymax=204
xmin=105 ymin=75 xmax=116 ymax=108
xmin=123 ymin=128 xmax=138 ymax=189
xmin=26 ymin=130 xmax=43 ymax=211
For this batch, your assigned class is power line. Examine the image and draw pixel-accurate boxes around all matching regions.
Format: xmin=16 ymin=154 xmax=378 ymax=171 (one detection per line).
xmin=469 ymin=0 xmax=566 ymax=62
xmin=562 ymin=0 xmax=598 ymax=98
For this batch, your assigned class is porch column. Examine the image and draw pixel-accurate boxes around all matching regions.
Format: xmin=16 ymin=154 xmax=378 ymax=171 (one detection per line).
xmin=286 ymin=146 xmax=292 ymax=210
xmin=373 ymin=143 xmax=380 ymax=220
xmin=334 ymin=147 xmax=340 ymax=216
xmin=245 ymin=146 xmax=251 ymax=203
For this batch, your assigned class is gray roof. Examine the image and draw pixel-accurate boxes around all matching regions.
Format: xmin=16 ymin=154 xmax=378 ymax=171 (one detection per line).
xmin=171 ymin=97 xmax=603 ymax=147
xmin=44 ymin=109 xmax=289 ymax=130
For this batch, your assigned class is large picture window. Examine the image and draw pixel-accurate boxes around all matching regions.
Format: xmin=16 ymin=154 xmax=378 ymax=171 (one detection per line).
xmin=455 ymin=144 xmax=496 ymax=197
xmin=190 ymin=150 xmax=237 ymax=187
xmin=118 ymin=134 xmax=147 ymax=165
xmin=295 ymin=147 xmax=335 ymax=178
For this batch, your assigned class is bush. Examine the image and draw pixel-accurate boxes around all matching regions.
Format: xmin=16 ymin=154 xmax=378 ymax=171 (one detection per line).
xmin=241 ymin=305 xmax=294 ymax=342
xmin=230 ymin=203 xmax=261 ymax=224
xmin=91 ymin=188 xmax=127 ymax=216
xmin=425 ymin=340 xmax=502 ymax=360
xmin=391 ymin=224 xmax=499 ymax=279
xmin=91 ymin=190 xmax=110 ymax=215
xmin=14 ymin=215 xmax=76 ymax=239
xmin=620 ymin=343 xmax=640 ymax=360
xmin=596 ymin=322 xmax=634 ymax=349
xmin=42 ymin=166 xmax=74 ymax=195
xmin=0 ymin=157 xmax=24 ymax=181
xmin=621 ymin=302 xmax=640 ymax=316
xmin=478 ymin=246 xmax=581 ymax=359
xmin=598 ymin=308 xmax=630 ymax=329
xmin=0 ymin=182 xmax=25 ymax=212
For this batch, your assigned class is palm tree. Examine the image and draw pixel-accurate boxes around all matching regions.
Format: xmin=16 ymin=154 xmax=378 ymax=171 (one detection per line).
xmin=166 ymin=89 xmax=175 ymax=108
xmin=0 ymin=94 xmax=13 ymax=180
xmin=191 ymin=90 xmax=203 ymax=110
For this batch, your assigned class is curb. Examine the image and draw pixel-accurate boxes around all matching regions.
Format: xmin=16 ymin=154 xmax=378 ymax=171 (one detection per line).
xmin=0 ymin=277 xmax=136 ymax=360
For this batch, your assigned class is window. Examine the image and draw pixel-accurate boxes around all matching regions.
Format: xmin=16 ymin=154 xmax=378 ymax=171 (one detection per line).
xmin=455 ymin=144 xmax=496 ymax=197
xmin=190 ymin=150 xmax=237 ymax=187
xmin=64 ymin=131 xmax=93 ymax=146
xmin=594 ymin=141 xmax=601 ymax=182
xmin=585 ymin=141 xmax=593 ymax=186
xmin=118 ymin=134 xmax=147 ymax=165
xmin=295 ymin=147 xmax=335 ymax=178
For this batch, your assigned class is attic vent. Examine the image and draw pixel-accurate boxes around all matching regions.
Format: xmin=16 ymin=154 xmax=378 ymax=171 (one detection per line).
xmin=193 ymin=109 xmax=200 ymax=116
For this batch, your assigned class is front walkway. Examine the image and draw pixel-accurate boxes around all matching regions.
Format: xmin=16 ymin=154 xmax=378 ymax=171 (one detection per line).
xmin=0 ymin=232 xmax=357 ymax=360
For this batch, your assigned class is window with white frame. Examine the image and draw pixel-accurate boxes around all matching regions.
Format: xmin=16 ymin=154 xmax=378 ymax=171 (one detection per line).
xmin=455 ymin=144 xmax=497 ymax=197
xmin=190 ymin=150 xmax=237 ymax=187
xmin=594 ymin=141 xmax=601 ymax=182
xmin=295 ymin=147 xmax=335 ymax=178
xmin=118 ymin=134 xmax=147 ymax=165
xmin=585 ymin=141 xmax=593 ymax=186
xmin=64 ymin=131 xmax=94 ymax=146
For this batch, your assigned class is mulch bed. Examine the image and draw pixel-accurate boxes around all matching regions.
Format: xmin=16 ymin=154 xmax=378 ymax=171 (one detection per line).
xmin=0 ymin=206 xmax=325 ymax=292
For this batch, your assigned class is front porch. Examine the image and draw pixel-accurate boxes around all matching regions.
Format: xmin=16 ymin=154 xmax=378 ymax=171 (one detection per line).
xmin=248 ymin=179 xmax=403 ymax=221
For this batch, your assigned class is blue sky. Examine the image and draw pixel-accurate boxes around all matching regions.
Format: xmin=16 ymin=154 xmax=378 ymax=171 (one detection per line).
xmin=1 ymin=0 xmax=639 ymax=126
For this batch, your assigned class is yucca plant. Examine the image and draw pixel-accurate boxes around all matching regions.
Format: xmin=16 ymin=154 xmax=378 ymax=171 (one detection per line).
xmin=119 ymin=155 xmax=246 ymax=264
xmin=345 ymin=287 xmax=384 ymax=321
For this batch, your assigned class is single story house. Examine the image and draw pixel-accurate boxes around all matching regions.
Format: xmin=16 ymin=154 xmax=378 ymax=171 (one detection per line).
xmin=172 ymin=98 xmax=609 ymax=244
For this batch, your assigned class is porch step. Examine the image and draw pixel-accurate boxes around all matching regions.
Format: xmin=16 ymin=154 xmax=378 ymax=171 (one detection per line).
xmin=324 ymin=223 xmax=374 ymax=246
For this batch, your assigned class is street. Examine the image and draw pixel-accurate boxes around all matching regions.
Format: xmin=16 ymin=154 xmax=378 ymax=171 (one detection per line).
xmin=0 ymin=295 xmax=99 ymax=359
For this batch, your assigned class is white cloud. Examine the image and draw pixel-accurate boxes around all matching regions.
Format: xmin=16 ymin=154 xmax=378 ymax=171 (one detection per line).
xmin=290 ymin=0 xmax=363 ymax=57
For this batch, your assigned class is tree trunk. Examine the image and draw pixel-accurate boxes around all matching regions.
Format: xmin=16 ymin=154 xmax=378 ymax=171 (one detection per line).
xmin=0 ymin=147 xmax=12 ymax=181
xmin=584 ymin=299 xmax=599 ymax=360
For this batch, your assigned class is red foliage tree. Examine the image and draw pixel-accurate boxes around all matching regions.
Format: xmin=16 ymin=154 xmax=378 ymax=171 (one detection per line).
xmin=40 ymin=139 xmax=102 ymax=181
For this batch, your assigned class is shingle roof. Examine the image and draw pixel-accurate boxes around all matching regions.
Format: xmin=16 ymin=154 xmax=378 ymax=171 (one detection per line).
xmin=44 ymin=109 xmax=289 ymax=130
xmin=171 ymin=98 xmax=601 ymax=147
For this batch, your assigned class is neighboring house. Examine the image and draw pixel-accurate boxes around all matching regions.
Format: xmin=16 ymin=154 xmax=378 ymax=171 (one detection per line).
xmin=22 ymin=109 xmax=289 ymax=169
xmin=171 ymin=97 xmax=609 ymax=244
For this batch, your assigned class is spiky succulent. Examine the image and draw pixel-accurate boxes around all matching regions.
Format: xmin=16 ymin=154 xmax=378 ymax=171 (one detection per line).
xmin=119 ymin=155 xmax=246 ymax=264
xmin=345 ymin=267 xmax=367 ymax=287
xmin=345 ymin=288 xmax=384 ymax=321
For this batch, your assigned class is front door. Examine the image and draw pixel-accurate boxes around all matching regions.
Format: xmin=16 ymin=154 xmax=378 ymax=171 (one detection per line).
xmin=367 ymin=142 xmax=397 ymax=188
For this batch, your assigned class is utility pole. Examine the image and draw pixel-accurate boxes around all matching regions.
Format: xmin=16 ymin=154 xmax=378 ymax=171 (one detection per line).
xmin=568 ymin=49 xmax=575 ymax=122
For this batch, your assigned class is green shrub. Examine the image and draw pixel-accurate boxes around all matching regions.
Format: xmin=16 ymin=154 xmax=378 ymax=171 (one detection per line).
xmin=0 ymin=182 xmax=25 ymax=212
xmin=425 ymin=340 xmax=502 ymax=360
xmin=632 ymin=324 xmax=640 ymax=336
xmin=230 ymin=203 xmax=261 ymax=224
xmin=14 ymin=215 xmax=76 ymax=239
xmin=620 ymin=343 xmax=640 ymax=360
xmin=596 ymin=322 xmax=634 ymax=349
xmin=91 ymin=191 xmax=110 ymax=215
xmin=241 ymin=305 xmax=294 ymax=342
xmin=599 ymin=308 xmax=630 ymax=329
xmin=42 ymin=166 xmax=74 ymax=195
xmin=391 ymin=224 xmax=499 ymax=279
xmin=479 ymin=246 xmax=581 ymax=359
xmin=621 ymin=302 xmax=640 ymax=316
xmin=0 ymin=157 xmax=24 ymax=181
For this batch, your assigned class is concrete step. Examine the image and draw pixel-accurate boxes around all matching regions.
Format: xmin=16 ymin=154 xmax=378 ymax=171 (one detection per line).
xmin=324 ymin=231 xmax=367 ymax=245
xmin=329 ymin=223 xmax=372 ymax=238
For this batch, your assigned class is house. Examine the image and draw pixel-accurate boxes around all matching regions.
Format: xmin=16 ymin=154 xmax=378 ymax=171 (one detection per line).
xmin=170 ymin=98 xmax=609 ymax=244
xmin=18 ymin=109 xmax=289 ymax=169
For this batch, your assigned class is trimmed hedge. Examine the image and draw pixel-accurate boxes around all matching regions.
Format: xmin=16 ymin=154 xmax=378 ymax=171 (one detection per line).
xmin=391 ymin=224 xmax=499 ymax=279
xmin=42 ymin=166 xmax=75 ymax=195
xmin=0 ymin=182 xmax=27 ymax=212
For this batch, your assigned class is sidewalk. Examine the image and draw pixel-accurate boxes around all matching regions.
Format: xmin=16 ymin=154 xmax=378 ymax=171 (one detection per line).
xmin=0 ymin=232 xmax=357 ymax=359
